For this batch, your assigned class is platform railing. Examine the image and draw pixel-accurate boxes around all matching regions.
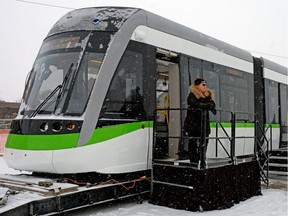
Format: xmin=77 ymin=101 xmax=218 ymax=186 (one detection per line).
xmin=153 ymin=107 xmax=269 ymax=169
xmin=233 ymin=112 xmax=272 ymax=185
xmin=255 ymin=122 xmax=272 ymax=186
xmin=213 ymin=109 xmax=235 ymax=161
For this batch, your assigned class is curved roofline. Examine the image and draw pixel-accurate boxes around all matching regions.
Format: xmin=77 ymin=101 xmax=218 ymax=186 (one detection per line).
xmin=261 ymin=57 xmax=287 ymax=75
xmin=77 ymin=8 xmax=148 ymax=146
xmin=142 ymin=9 xmax=252 ymax=63
xmin=47 ymin=7 xmax=252 ymax=63
xmin=47 ymin=7 xmax=140 ymax=36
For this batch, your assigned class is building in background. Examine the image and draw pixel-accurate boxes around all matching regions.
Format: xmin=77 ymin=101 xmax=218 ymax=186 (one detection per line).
xmin=0 ymin=101 xmax=19 ymax=118
xmin=0 ymin=101 xmax=20 ymax=129
xmin=0 ymin=101 xmax=19 ymax=154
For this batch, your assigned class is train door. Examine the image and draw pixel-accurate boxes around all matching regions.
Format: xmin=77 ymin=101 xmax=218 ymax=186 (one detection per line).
xmin=155 ymin=49 xmax=181 ymax=160
xmin=279 ymin=83 xmax=288 ymax=148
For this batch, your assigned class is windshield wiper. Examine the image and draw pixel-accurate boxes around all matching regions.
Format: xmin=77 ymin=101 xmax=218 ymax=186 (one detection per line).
xmin=30 ymin=84 xmax=62 ymax=118
xmin=53 ymin=63 xmax=76 ymax=113
xmin=30 ymin=63 xmax=75 ymax=118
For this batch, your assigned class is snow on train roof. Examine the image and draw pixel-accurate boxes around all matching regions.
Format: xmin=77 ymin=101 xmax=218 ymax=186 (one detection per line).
xmin=47 ymin=7 xmax=252 ymax=64
xmin=47 ymin=7 xmax=139 ymax=35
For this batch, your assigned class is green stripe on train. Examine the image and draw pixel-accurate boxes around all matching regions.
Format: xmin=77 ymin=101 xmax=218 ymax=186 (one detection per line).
xmin=5 ymin=121 xmax=152 ymax=150
xmin=5 ymin=121 xmax=278 ymax=150
xmin=85 ymin=121 xmax=152 ymax=146
xmin=264 ymin=124 xmax=280 ymax=128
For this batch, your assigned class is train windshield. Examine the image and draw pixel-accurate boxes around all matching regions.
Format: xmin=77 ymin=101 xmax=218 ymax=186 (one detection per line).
xmin=21 ymin=31 xmax=112 ymax=117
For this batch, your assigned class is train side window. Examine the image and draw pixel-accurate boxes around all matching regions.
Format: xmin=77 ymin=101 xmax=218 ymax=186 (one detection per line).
xmin=101 ymin=48 xmax=146 ymax=120
xmin=280 ymin=84 xmax=288 ymax=126
xmin=203 ymin=62 xmax=220 ymax=122
xmin=265 ymin=80 xmax=279 ymax=124
xmin=280 ymin=84 xmax=288 ymax=144
xmin=188 ymin=58 xmax=202 ymax=82
xmin=65 ymin=53 xmax=104 ymax=115
xmin=186 ymin=58 xmax=254 ymax=123
xmin=219 ymin=68 xmax=253 ymax=122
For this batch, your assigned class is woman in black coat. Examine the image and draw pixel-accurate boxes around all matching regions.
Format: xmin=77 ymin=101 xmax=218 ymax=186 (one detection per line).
xmin=184 ymin=78 xmax=216 ymax=165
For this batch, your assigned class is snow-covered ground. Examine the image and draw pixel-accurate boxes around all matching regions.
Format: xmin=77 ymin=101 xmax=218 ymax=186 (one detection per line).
xmin=0 ymin=157 xmax=287 ymax=216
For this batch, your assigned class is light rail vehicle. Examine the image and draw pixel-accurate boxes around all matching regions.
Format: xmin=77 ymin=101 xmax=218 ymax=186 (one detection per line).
xmin=3 ymin=7 xmax=287 ymax=176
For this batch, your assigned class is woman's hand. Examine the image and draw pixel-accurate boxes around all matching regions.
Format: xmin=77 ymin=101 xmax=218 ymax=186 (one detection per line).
xmin=209 ymin=101 xmax=217 ymax=115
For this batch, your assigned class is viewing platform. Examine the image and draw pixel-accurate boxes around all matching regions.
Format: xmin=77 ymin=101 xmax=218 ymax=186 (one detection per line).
xmin=150 ymin=158 xmax=261 ymax=211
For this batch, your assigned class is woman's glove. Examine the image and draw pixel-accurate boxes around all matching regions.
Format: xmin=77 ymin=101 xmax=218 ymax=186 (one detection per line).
xmin=209 ymin=101 xmax=217 ymax=115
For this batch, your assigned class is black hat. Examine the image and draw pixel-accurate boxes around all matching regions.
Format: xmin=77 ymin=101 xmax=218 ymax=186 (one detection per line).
xmin=194 ymin=78 xmax=206 ymax=85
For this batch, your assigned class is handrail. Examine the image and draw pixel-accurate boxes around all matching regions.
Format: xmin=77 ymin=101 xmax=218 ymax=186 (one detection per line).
xmin=233 ymin=111 xmax=256 ymax=162
xmin=255 ymin=122 xmax=272 ymax=186
xmin=215 ymin=122 xmax=232 ymax=159
xmin=154 ymin=107 xmax=235 ymax=166
xmin=153 ymin=107 xmax=272 ymax=183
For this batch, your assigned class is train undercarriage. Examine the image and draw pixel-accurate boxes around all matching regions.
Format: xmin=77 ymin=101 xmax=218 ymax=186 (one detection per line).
xmin=0 ymin=171 xmax=150 ymax=215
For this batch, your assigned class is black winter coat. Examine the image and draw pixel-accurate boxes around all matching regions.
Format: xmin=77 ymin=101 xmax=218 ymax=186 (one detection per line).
xmin=184 ymin=87 xmax=216 ymax=137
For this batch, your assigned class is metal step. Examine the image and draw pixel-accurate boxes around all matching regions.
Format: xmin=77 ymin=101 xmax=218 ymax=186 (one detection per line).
xmin=270 ymin=156 xmax=288 ymax=160
xmin=269 ymin=156 xmax=288 ymax=166
xmin=266 ymin=163 xmax=288 ymax=168
xmin=268 ymin=170 xmax=288 ymax=176
xmin=267 ymin=149 xmax=288 ymax=175
xmin=264 ymin=161 xmax=288 ymax=173
xmin=270 ymin=149 xmax=288 ymax=157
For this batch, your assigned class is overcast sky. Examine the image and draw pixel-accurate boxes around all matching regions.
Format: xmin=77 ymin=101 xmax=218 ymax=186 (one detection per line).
xmin=0 ymin=0 xmax=287 ymax=102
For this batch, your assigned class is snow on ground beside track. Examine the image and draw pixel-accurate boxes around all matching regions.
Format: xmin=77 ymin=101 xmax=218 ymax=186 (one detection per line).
xmin=67 ymin=188 xmax=287 ymax=216
xmin=0 ymin=156 xmax=21 ymax=174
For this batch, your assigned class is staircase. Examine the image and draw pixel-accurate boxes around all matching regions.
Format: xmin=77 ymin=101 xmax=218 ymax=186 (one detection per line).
xmin=266 ymin=148 xmax=288 ymax=181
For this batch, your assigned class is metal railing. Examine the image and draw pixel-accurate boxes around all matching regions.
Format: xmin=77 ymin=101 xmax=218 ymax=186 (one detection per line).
xmin=154 ymin=108 xmax=237 ymax=164
xmin=255 ymin=123 xmax=272 ymax=186
xmin=153 ymin=107 xmax=272 ymax=184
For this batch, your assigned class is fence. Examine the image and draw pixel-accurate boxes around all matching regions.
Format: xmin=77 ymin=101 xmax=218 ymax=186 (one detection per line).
xmin=0 ymin=119 xmax=12 ymax=155
xmin=0 ymin=130 xmax=9 ymax=155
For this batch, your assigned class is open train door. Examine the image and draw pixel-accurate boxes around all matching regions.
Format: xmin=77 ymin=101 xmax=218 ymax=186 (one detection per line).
xmin=154 ymin=48 xmax=181 ymax=160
